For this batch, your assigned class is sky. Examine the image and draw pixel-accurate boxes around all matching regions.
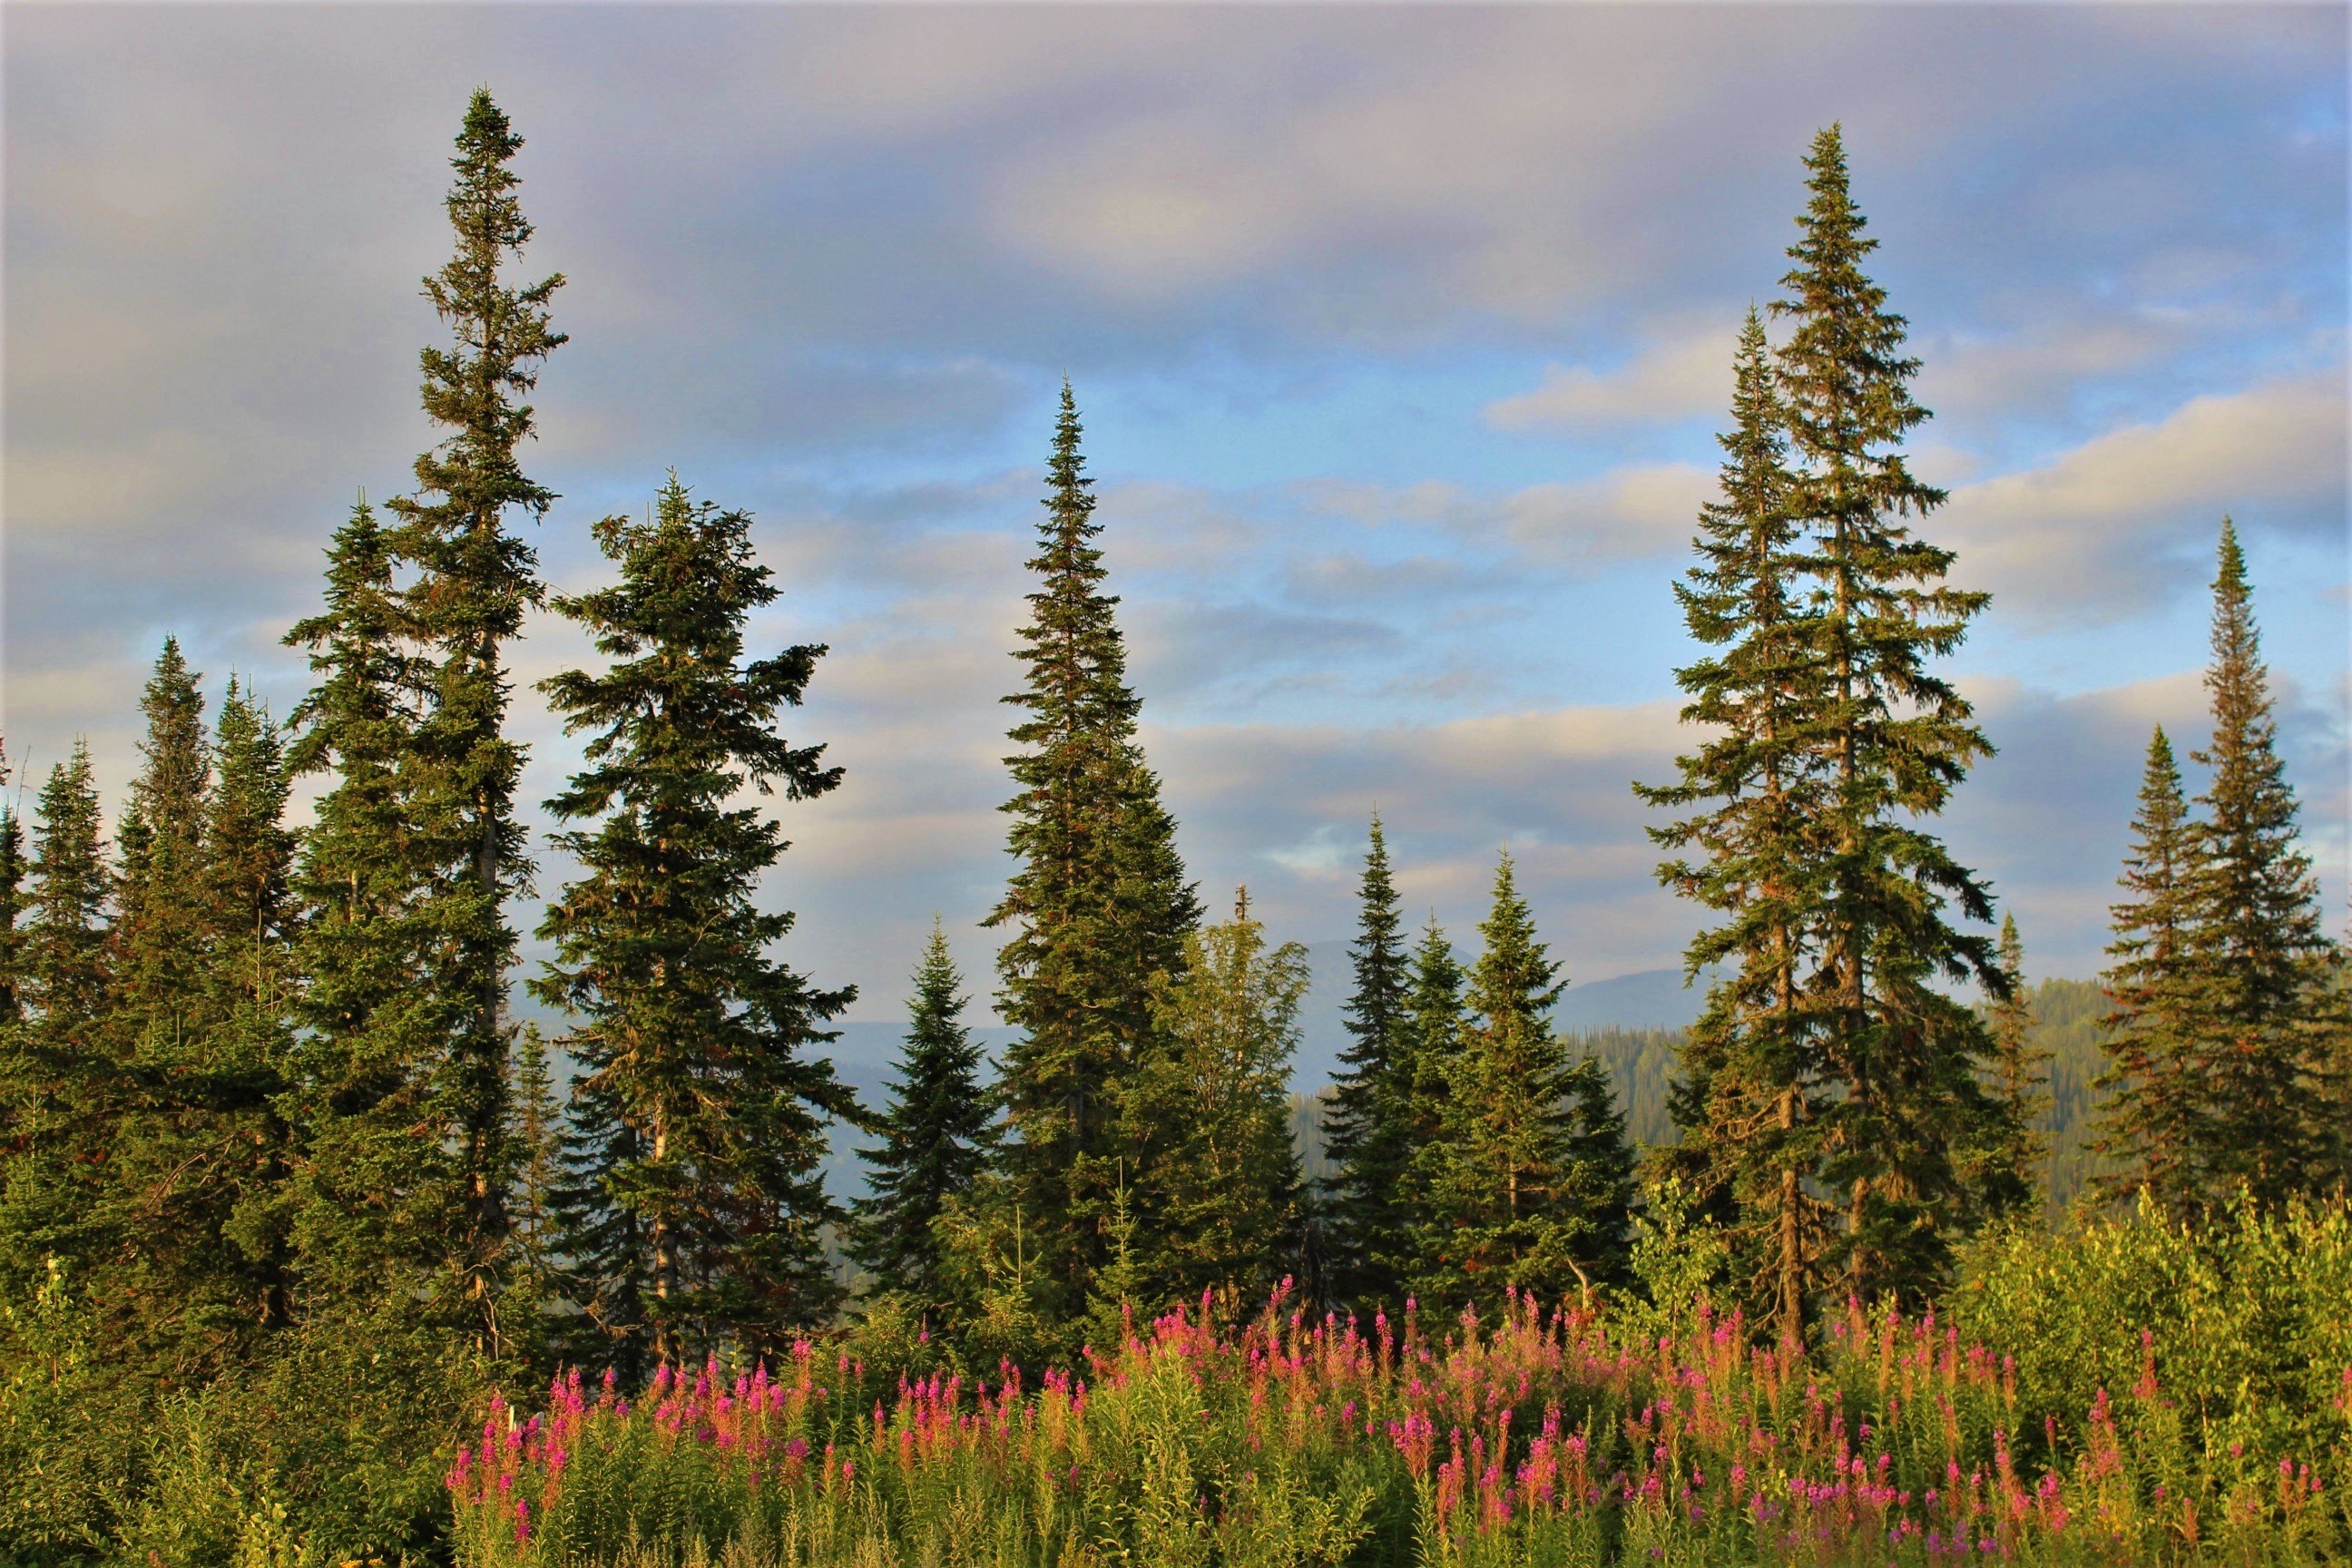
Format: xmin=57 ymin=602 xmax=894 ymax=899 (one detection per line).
xmin=5 ymin=3 xmax=2347 ymax=1034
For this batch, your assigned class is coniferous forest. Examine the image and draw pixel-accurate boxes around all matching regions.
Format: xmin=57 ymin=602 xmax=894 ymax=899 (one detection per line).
xmin=4 ymin=93 xmax=2348 ymax=1568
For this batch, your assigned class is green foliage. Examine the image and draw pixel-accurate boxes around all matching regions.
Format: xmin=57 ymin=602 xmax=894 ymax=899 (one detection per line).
xmin=1967 ymin=913 xmax=2052 ymax=1220
xmin=2176 ymin=522 xmax=2339 ymax=1203
xmin=851 ymin=921 xmax=996 ymax=1322
xmin=1620 ymin=1173 xmax=1730 ymax=1348
xmin=0 ymin=1260 xmax=144 ymax=1565
xmin=1772 ymin=124 xmax=2009 ymax=1307
xmin=280 ymin=497 xmax=453 ymax=1317
xmin=0 ymin=803 xmax=24 ymax=1028
xmin=382 ymin=87 xmax=569 ymax=1345
xmin=1324 ymin=815 xmax=1415 ymax=1309
xmin=1635 ymin=306 xmax=1828 ymax=1346
xmin=1127 ymin=890 xmax=1309 ymax=1308
xmin=1406 ymin=856 xmax=1633 ymax=1308
xmin=1955 ymin=1191 xmax=2352 ymax=1476
xmin=451 ymin=1201 xmax=2352 ymax=1567
xmin=536 ymin=475 xmax=856 ymax=1369
xmin=2 ymin=743 xmax=116 ymax=1289
xmin=101 ymin=678 xmax=299 ymax=1375
xmin=988 ymin=383 xmax=1200 ymax=1328
xmin=113 ymin=638 xmax=213 ymax=1051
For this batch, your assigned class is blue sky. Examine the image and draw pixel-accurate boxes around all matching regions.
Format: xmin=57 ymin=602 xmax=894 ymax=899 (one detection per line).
xmin=5 ymin=4 xmax=2346 ymax=1023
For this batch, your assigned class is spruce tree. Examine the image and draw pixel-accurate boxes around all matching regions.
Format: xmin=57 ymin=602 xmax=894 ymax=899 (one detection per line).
xmin=503 ymin=1024 xmax=567 ymax=1368
xmin=1322 ymin=812 xmax=1414 ymax=1308
xmin=1974 ymin=914 xmax=2050 ymax=1219
xmin=1635 ymin=307 xmax=1828 ymax=1344
xmin=282 ymin=499 xmax=447 ymax=1315
xmin=1126 ymin=888 xmax=1308 ymax=1308
xmin=0 ymin=744 xmax=114 ymax=1279
xmin=535 ymin=475 xmax=856 ymax=1367
xmin=2094 ymin=728 xmax=2205 ymax=1211
xmin=383 ymin=88 xmax=566 ymax=1334
xmin=2180 ymin=521 xmax=2337 ymax=1204
xmin=851 ymin=920 xmax=996 ymax=1318
xmin=104 ymin=681 xmax=299 ymax=1360
xmin=0 ymin=804 xmax=22 ymax=1027
xmin=1773 ymin=125 xmax=2005 ymax=1302
xmin=113 ymin=638 xmax=213 ymax=1054
xmin=1406 ymin=856 xmax=1632 ymax=1308
xmin=1381 ymin=915 xmax=1465 ymax=1294
xmin=988 ymin=383 xmax=1199 ymax=1325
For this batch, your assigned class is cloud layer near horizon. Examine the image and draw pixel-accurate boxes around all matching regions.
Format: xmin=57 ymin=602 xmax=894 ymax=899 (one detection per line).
xmin=5 ymin=5 xmax=2345 ymax=1022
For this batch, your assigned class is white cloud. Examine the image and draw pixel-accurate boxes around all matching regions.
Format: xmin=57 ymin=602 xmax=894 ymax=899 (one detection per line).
xmin=1495 ymin=466 xmax=1717 ymax=565
xmin=1943 ymin=373 xmax=2348 ymax=619
xmin=1485 ymin=331 xmax=1732 ymax=429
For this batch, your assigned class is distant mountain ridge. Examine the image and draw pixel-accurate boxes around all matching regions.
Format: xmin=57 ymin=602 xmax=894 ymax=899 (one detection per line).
xmin=818 ymin=946 xmax=1709 ymax=1100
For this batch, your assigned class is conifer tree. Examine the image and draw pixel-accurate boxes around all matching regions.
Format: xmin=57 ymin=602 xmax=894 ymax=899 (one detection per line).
xmin=282 ymin=499 xmax=447 ymax=1313
xmin=0 ymin=744 xmax=114 ymax=1277
xmin=1636 ymin=308 xmax=1828 ymax=1344
xmin=536 ymin=476 xmax=855 ymax=1367
xmin=196 ymin=681 xmax=299 ymax=1324
xmin=503 ymin=1024 xmax=567 ymax=1367
xmin=851 ymin=920 xmax=996 ymax=1318
xmin=1380 ymin=915 xmax=1465 ymax=1292
xmin=24 ymin=745 xmax=113 ymax=1067
xmin=113 ymin=638 xmax=212 ymax=1053
xmin=2094 ymin=728 xmax=2205 ymax=1211
xmin=989 ymin=383 xmax=1199 ymax=1324
xmin=0 ymin=785 xmax=24 ymax=1027
xmin=1772 ymin=124 xmax=2005 ymax=1302
xmin=1974 ymin=913 xmax=2050 ymax=1219
xmin=199 ymin=681 xmax=297 ymax=1027
xmin=2179 ymin=520 xmax=2337 ymax=1204
xmin=1406 ymin=856 xmax=1632 ymax=1308
xmin=1398 ymin=917 xmax=1466 ymax=1136
xmin=1126 ymin=888 xmax=1307 ymax=1307
xmin=384 ymin=89 xmax=566 ymax=1332
xmin=105 ymin=681 xmax=299 ymax=1357
xmin=1322 ymin=813 xmax=1414 ymax=1307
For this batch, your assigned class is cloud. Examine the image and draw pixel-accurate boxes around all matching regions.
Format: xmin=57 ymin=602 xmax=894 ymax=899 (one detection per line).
xmin=1485 ymin=330 xmax=1732 ymax=429
xmin=1920 ymin=315 xmax=2182 ymax=424
xmin=4 ymin=2 xmax=2342 ymax=1026
xmin=1493 ymin=466 xmax=1718 ymax=566
xmin=1943 ymin=373 xmax=2348 ymax=619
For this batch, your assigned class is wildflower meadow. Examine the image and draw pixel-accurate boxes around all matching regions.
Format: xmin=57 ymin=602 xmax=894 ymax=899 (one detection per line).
xmin=443 ymin=1199 xmax=2352 ymax=1568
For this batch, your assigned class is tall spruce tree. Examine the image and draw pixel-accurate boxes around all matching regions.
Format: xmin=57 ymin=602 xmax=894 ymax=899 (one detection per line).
xmin=383 ymin=88 xmax=566 ymax=1335
xmin=1773 ymin=124 xmax=2006 ymax=1302
xmin=2179 ymin=521 xmax=2337 ymax=1204
xmin=535 ymin=476 xmax=856 ymax=1367
xmin=1406 ymin=856 xmax=1632 ymax=1308
xmin=1322 ymin=812 xmax=1415 ymax=1308
xmin=1635 ymin=308 xmax=1828 ymax=1345
xmin=1 ymin=744 xmax=114 ymax=1280
xmin=1126 ymin=888 xmax=1308 ymax=1308
xmin=851 ymin=920 xmax=996 ymax=1318
xmin=113 ymin=638 xmax=212 ymax=1054
xmin=2094 ymin=728 xmax=2206 ymax=1211
xmin=282 ymin=499 xmax=447 ymax=1315
xmin=1383 ymin=915 xmax=1465 ymax=1293
xmin=988 ymin=383 xmax=1199 ymax=1325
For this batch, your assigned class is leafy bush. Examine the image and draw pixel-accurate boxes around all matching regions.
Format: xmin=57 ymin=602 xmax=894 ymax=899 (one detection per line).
xmin=1955 ymin=1192 xmax=2352 ymax=1475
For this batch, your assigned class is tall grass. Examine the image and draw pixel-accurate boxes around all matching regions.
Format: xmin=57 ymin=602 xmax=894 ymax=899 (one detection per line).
xmin=448 ymin=1231 xmax=2352 ymax=1568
